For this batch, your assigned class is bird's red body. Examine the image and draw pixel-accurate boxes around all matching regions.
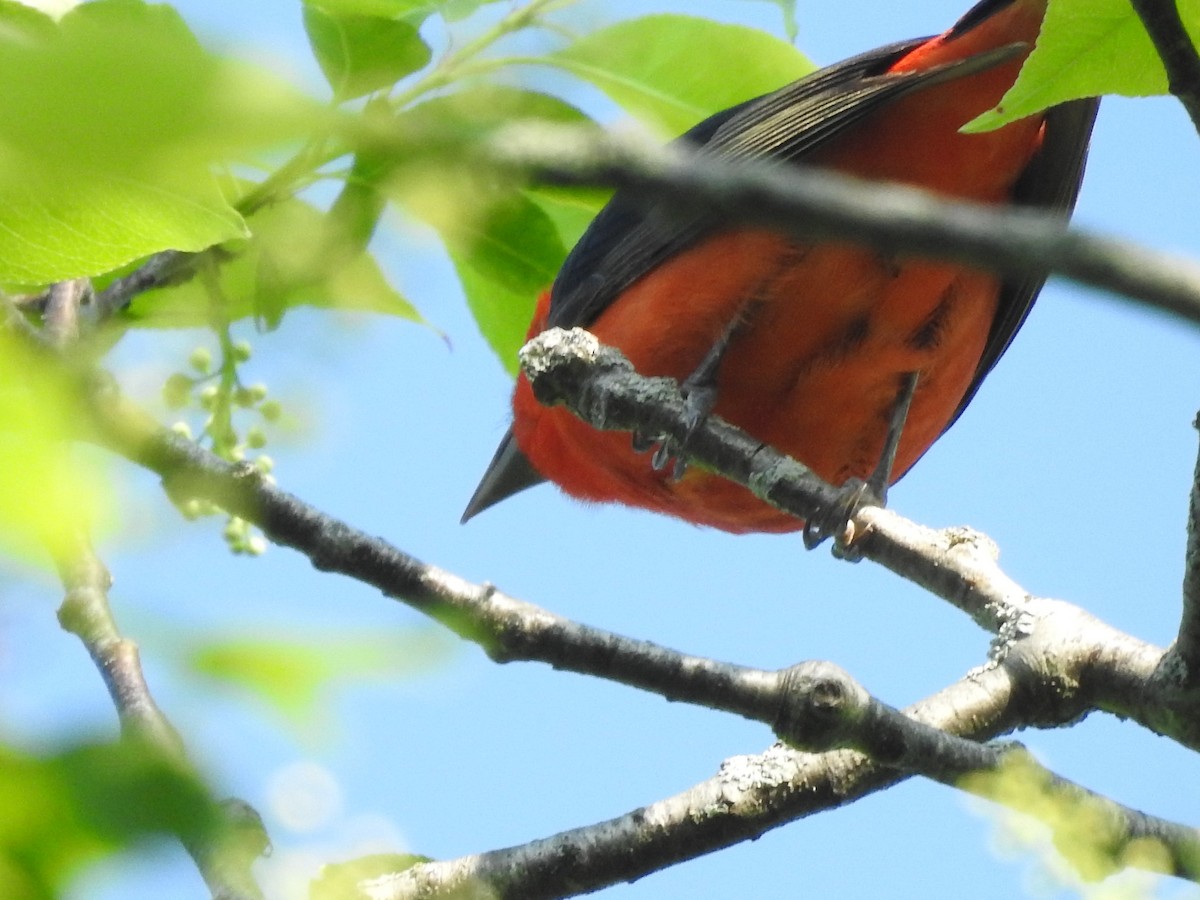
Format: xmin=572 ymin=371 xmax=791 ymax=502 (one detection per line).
xmin=465 ymin=0 xmax=1096 ymax=533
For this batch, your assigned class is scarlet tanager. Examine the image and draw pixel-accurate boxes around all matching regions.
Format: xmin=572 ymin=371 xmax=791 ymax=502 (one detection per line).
xmin=464 ymin=0 xmax=1097 ymax=534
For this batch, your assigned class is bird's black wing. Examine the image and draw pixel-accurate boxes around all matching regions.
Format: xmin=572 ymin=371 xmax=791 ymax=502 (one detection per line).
xmin=941 ymin=96 xmax=1099 ymax=434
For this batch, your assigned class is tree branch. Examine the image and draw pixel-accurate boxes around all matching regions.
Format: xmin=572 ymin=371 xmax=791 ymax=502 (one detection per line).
xmin=1169 ymin=411 xmax=1200 ymax=689
xmin=65 ymin=336 xmax=1200 ymax=895
xmin=518 ymin=329 xmax=1031 ymax=629
xmin=486 ymin=122 xmax=1200 ymax=333
xmin=91 ymin=249 xmax=193 ymax=322
xmin=53 ymin=531 xmax=268 ymax=900
xmin=362 ymin=662 xmax=1200 ymax=900
xmin=1129 ymin=0 xmax=1200 ymax=138
xmin=73 ymin=351 xmax=1200 ymax=748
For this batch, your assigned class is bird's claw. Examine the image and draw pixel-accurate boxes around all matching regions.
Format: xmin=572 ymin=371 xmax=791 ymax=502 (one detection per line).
xmin=801 ymin=479 xmax=881 ymax=561
xmin=632 ymin=378 xmax=720 ymax=480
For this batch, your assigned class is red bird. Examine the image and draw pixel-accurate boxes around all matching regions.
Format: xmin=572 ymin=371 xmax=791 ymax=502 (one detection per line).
xmin=464 ymin=0 xmax=1096 ymax=534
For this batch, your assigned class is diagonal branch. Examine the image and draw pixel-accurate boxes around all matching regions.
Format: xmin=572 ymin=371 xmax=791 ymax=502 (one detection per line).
xmin=64 ymin=324 xmax=1200 ymax=897
xmin=518 ymin=328 xmax=1030 ymax=630
xmin=37 ymin=282 xmax=269 ymax=900
xmin=53 ymin=530 xmax=268 ymax=900
xmin=362 ymin=661 xmax=1200 ymax=900
xmin=487 ymin=123 xmax=1200 ymax=332
xmin=1129 ymin=0 xmax=1200 ymax=137
xmin=74 ymin=350 xmax=1200 ymax=746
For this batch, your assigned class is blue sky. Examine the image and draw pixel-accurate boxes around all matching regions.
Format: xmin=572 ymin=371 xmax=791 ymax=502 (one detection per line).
xmin=3 ymin=1 xmax=1200 ymax=898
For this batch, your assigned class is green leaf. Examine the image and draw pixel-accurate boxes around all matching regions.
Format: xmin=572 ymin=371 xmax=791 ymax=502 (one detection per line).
xmin=544 ymin=14 xmax=814 ymax=135
xmin=739 ymin=0 xmax=798 ymax=42
xmin=303 ymin=2 xmax=432 ymax=100
xmin=0 ymin=0 xmax=56 ymax=41
xmin=399 ymin=84 xmax=592 ymax=141
xmin=410 ymin=185 xmax=563 ymax=372
xmin=451 ymin=255 xmax=537 ymax=376
xmin=0 ymin=332 xmax=113 ymax=564
xmin=969 ymin=0 xmax=1200 ymax=130
xmin=384 ymin=87 xmax=596 ymax=368
xmin=0 ymin=739 xmax=219 ymax=897
xmin=0 ymin=0 xmax=316 ymax=283
xmin=124 ymin=194 xmax=422 ymax=330
xmin=187 ymin=629 xmax=454 ymax=723
xmin=523 ymin=183 xmax=610 ymax=254
xmin=0 ymin=171 xmax=245 ymax=286
xmin=302 ymin=0 xmax=426 ymax=13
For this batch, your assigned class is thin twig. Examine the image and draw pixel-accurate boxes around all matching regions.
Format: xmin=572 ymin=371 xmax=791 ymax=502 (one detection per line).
xmin=1129 ymin=0 xmax=1200 ymax=137
xmin=91 ymin=249 xmax=192 ymax=321
xmin=53 ymin=531 xmax=267 ymax=900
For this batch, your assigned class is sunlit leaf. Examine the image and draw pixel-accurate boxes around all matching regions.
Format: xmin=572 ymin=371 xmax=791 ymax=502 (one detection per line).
xmin=0 ymin=0 xmax=317 ymax=282
xmin=398 ymin=84 xmax=592 ymax=144
xmin=452 ymin=255 xmax=536 ymax=376
xmin=544 ymin=14 xmax=813 ymax=135
xmin=303 ymin=2 xmax=432 ymax=100
xmin=969 ymin=0 xmax=1200 ymax=130
xmin=0 ymin=0 xmax=56 ymax=39
xmin=523 ymin=183 xmax=610 ymax=255
xmin=0 ymin=171 xmax=245 ymax=286
xmin=406 ymin=181 xmax=563 ymax=371
xmin=386 ymin=88 xmax=592 ymax=367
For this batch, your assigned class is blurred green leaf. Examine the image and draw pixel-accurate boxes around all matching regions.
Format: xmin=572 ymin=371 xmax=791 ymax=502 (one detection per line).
xmin=0 ymin=332 xmax=113 ymax=564
xmin=187 ymin=628 xmax=454 ymax=723
xmin=970 ymin=0 xmax=1200 ymax=130
xmin=386 ymin=87 xmax=594 ymax=368
xmin=444 ymin=191 xmax=564 ymax=298
xmin=0 ymin=0 xmax=56 ymax=40
xmin=0 ymin=738 xmax=218 ymax=899
xmin=124 ymin=194 xmax=422 ymax=330
xmin=398 ymin=84 xmax=592 ymax=144
xmin=0 ymin=0 xmax=317 ymax=283
xmin=303 ymin=2 xmax=432 ymax=100
xmin=410 ymin=186 xmax=563 ymax=372
xmin=451 ymin=254 xmax=536 ymax=376
xmin=544 ymin=14 xmax=813 ymax=135
xmin=523 ymin=183 xmax=610 ymax=254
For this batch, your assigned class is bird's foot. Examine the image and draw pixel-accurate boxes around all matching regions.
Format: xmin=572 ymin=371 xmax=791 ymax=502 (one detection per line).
xmin=632 ymin=377 xmax=719 ymax=480
xmin=801 ymin=479 xmax=882 ymax=561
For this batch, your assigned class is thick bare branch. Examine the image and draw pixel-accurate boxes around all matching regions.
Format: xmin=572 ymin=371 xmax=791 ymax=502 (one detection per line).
xmin=75 ymin=355 xmax=1200 ymax=747
xmin=488 ymin=124 xmax=1200 ymax=332
xmin=362 ymin=661 xmax=1200 ymax=900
